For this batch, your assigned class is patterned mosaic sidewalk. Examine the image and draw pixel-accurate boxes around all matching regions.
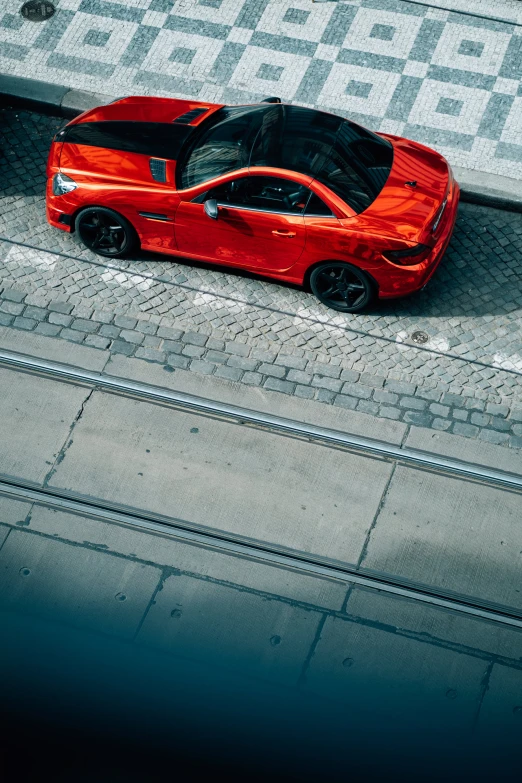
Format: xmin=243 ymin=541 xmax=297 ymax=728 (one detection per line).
xmin=1 ymin=0 xmax=522 ymax=179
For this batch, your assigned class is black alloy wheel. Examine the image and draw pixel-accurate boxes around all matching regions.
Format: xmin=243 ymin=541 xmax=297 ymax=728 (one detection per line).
xmin=309 ymin=262 xmax=374 ymax=313
xmin=76 ymin=207 xmax=138 ymax=258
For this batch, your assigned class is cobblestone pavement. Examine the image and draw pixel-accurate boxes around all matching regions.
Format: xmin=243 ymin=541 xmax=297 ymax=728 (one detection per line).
xmin=1 ymin=108 xmax=522 ymax=447
xmin=1 ymin=0 xmax=522 ymax=178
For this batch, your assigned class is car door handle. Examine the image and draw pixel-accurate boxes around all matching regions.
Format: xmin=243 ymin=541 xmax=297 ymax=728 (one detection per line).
xmin=272 ymin=230 xmax=296 ymax=238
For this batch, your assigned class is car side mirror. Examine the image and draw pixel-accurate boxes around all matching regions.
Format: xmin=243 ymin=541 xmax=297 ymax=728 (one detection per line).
xmin=204 ymin=199 xmax=218 ymax=220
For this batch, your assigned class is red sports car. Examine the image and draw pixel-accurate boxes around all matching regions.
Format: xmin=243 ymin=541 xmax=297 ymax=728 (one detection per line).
xmin=46 ymin=96 xmax=459 ymax=313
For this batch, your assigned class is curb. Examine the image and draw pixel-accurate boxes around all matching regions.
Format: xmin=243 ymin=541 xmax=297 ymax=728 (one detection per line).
xmin=2 ymin=73 xmax=522 ymax=213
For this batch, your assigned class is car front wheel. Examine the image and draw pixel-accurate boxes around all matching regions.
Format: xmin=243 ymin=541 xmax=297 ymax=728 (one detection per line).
xmin=309 ymin=262 xmax=374 ymax=313
xmin=76 ymin=207 xmax=138 ymax=258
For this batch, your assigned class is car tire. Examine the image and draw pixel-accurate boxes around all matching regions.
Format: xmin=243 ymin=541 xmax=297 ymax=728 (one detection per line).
xmin=309 ymin=261 xmax=374 ymax=313
xmin=76 ymin=207 xmax=139 ymax=258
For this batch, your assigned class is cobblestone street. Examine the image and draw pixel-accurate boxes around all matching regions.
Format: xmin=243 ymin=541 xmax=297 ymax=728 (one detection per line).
xmin=1 ymin=108 xmax=522 ymax=447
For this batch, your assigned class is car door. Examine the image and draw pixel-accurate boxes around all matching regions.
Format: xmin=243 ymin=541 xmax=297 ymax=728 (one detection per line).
xmin=174 ymin=174 xmax=309 ymax=273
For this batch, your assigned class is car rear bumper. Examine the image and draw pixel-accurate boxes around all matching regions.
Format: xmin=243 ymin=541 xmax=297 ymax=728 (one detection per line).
xmin=377 ymin=175 xmax=460 ymax=300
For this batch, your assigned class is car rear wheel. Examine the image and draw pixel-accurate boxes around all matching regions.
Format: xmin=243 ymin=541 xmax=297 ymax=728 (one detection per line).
xmin=309 ymin=262 xmax=374 ymax=313
xmin=76 ymin=207 xmax=138 ymax=258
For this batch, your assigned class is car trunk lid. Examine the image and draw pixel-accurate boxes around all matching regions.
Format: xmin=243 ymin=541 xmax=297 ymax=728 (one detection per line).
xmin=361 ymin=136 xmax=450 ymax=244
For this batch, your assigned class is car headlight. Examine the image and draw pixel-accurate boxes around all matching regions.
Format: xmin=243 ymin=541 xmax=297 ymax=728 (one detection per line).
xmin=52 ymin=172 xmax=78 ymax=196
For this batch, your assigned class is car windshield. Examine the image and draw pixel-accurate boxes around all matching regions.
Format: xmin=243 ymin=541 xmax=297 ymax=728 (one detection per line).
xmin=178 ymin=104 xmax=393 ymax=213
xmin=178 ymin=105 xmax=269 ymax=190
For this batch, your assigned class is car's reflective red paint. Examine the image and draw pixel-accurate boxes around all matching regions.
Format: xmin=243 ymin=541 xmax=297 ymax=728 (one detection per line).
xmin=46 ymin=96 xmax=460 ymax=302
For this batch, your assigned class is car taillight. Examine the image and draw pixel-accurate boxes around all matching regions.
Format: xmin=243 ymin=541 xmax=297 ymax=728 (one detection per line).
xmin=383 ymin=243 xmax=432 ymax=266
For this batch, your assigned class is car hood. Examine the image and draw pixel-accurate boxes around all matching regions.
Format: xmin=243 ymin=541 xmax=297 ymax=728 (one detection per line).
xmin=352 ymin=136 xmax=450 ymax=243
xmin=67 ymin=96 xmax=221 ymax=126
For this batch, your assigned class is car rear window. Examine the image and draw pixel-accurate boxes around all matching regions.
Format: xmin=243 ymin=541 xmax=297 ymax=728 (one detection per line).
xmin=250 ymin=105 xmax=393 ymax=214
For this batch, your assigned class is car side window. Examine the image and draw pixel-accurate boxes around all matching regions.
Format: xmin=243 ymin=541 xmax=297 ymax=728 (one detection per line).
xmin=206 ymin=176 xmax=311 ymax=214
xmin=304 ymin=193 xmax=335 ymax=217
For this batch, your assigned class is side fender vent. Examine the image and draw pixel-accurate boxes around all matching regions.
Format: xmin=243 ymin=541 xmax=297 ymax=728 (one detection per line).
xmin=173 ymin=107 xmax=208 ymax=124
xmin=150 ymin=158 xmax=167 ymax=183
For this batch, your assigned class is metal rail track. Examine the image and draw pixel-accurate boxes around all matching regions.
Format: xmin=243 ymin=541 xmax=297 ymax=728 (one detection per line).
xmin=1 ymin=473 xmax=521 ymax=630
xmin=1 ymin=347 xmax=522 ymax=493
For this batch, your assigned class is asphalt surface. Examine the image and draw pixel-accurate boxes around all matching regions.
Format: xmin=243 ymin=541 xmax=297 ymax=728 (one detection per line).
xmin=1 ymin=106 xmax=522 ymax=449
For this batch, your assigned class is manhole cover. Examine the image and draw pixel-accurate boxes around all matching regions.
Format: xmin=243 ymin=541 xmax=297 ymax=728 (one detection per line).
xmin=411 ymin=331 xmax=429 ymax=345
xmin=20 ymin=1 xmax=55 ymax=21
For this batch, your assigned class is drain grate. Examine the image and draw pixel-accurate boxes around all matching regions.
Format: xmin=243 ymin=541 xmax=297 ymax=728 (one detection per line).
xmin=20 ymin=1 xmax=55 ymax=21
xmin=411 ymin=331 xmax=429 ymax=345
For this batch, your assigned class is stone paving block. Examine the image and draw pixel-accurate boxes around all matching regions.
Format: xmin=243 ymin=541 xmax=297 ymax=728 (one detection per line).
xmin=143 ymin=335 xmax=161 ymax=349
xmin=486 ymin=402 xmax=510 ymax=418
xmin=479 ymin=429 xmax=510 ymax=446
xmin=110 ymin=339 xmax=134 ymax=356
xmin=258 ymin=363 xmax=286 ymax=378
xmin=119 ymin=329 xmax=144 ymax=345
xmin=341 ymin=382 xmax=372 ymax=399
xmin=1 ymin=301 xmax=24 ymax=315
xmin=451 ymin=409 xmax=468 ymax=422
xmin=206 ymin=338 xmax=225 ymax=351
xmin=242 ymin=371 xmax=263 ymax=386
xmin=85 ymin=334 xmax=111 ymax=350
xmin=163 ymin=353 xmax=189 ymax=370
xmin=312 ymin=376 xmax=343 ymax=393
xmin=0 ymin=312 xmax=13 ymax=326
xmin=309 ymin=362 xmax=341 ymax=379
xmin=287 ymin=369 xmax=313 ymax=385
xmin=114 ymin=315 xmax=138 ymax=330
xmin=432 ymin=418 xmax=452 ymax=431
xmin=182 ymin=344 xmax=205 ymax=358
xmin=205 ymin=349 xmax=228 ymax=364
xmin=48 ymin=301 xmax=73 ymax=315
xmin=48 ymin=312 xmax=73 ymax=327
xmin=23 ymin=305 xmax=47 ymax=320
xmin=1 ymin=288 xmax=25 ymax=303
xmin=442 ymin=392 xmax=467 ymax=409
xmin=333 ymin=394 xmax=358 ymax=411
xmin=264 ymin=378 xmax=296 ymax=395
xmin=509 ymin=436 xmax=522 ymax=450
xmin=34 ymin=322 xmax=61 ymax=337
xmin=71 ymin=318 xmax=99 ymax=334
xmin=225 ymin=340 xmax=250 ymax=357
xmin=378 ymin=406 xmax=401 ymax=421
xmin=453 ymin=422 xmax=479 ymax=439
xmin=340 ymin=369 xmax=360 ymax=383
xmin=227 ymin=355 xmax=259 ymax=371
xmin=162 ymin=340 xmax=183 ymax=354
xmin=359 ymin=373 xmax=385 ymax=389
xmin=189 ymin=360 xmax=215 ymax=375
xmin=399 ymin=396 xmax=427 ymax=411
xmin=385 ymin=380 xmax=416 ymax=396
xmin=429 ymin=403 xmax=450 ymax=417
xmin=373 ymin=389 xmax=399 ymax=405
xmin=13 ymin=316 xmax=35 ymax=330
xmin=214 ymin=365 xmax=242 ymax=382
xmin=403 ymin=411 xmax=433 ymax=427
xmin=509 ymin=408 xmax=522 ymax=423
xmin=357 ymin=400 xmax=379 ymax=416
xmin=183 ymin=331 xmax=208 ymax=347
xmin=294 ymin=385 xmax=315 ymax=400
xmin=470 ymin=413 xmax=490 ymax=427
xmin=135 ymin=347 xmax=166 ymax=363
xmin=157 ymin=326 xmax=184 ymax=341
xmin=274 ymin=354 xmax=308 ymax=371
xmin=315 ymin=389 xmax=336 ymax=404
xmin=92 ymin=310 xmax=114 ymax=325
xmin=488 ymin=417 xmax=512 ymax=432
xmin=135 ymin=320 xmax=158 ymax=335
